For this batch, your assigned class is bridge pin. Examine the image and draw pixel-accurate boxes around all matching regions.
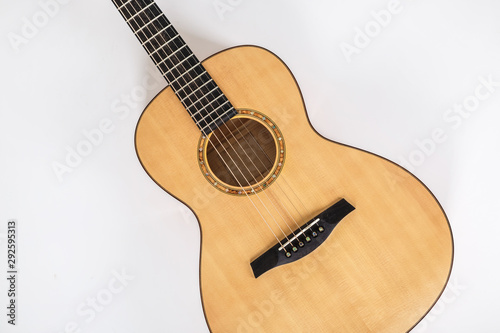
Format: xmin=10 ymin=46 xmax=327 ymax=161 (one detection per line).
xmin=292 ymin=246 xmax=298 ymax=252
xmin=306 ymin=236 xmax=311 ymax=242
xmin=318 ymin=226 xmax=325 ymax=233
xmin=312 ymin=231 xmax=318 ymax=237
xmin=298 ymin=242 xmax=304 ymax=247
xmin=285 ymin=252 xmax=292 ymax=258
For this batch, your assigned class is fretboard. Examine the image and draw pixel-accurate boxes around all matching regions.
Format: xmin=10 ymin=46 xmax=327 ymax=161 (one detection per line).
xmin=111 ymin=0 xmax=237 ymax=135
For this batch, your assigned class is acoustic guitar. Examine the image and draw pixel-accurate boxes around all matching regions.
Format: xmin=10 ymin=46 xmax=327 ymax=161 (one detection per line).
xmin=111 ymin=1 xmax=453 ymax=332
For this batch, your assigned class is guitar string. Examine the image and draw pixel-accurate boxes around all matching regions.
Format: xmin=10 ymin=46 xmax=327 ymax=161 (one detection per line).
xmin=201 ymin=121 xmax=301 ymax=239
xmin=110 ymin=0 xmax=296 ymax=247
xmin=225 ymin=118 xmax=308 ymax=236
xmin=131 ymin=3 xmax=302 ymax=242
xmin=238 ymin=118 xmax=310 ymax=216
xmin=127 ymin=0 xmax=302 ymax=242
xmin=112 ymin=0 xmax=293 ymax=247
xmin=114 ymin=0 xmax=305 ymax=249
xmin=114 ymin=0 xmax=301 ymax=244
xmin=233 ymin=118 xmax=309 ymax=227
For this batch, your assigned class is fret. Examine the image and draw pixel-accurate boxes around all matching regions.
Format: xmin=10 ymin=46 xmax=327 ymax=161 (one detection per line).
xmin=160 ymin=33 xmax=183 ymax=51
xmin=159 ymin=61 xmax=204 ymax=96
xmin=201 ymin=112 xmax=230 ymax=132
xmin=166 ymin=65 xmax=206 ymax=96
xmin=159 ymin=52 xmax=194 ymax=71
xmin=174 ymin=70 xmax=207 ymax=92
xmin=141 ymin=26 xmax=175 ymax=46
xmin=187 ymin=86 xmax=219 ymax=109
xmin=185 ymin=84 xmax=220 ymax=108
xmin=203 ymin=102 xmax=234 ymax=125
xmin=197 ymin=102 xmax=233 ymax=127
xmin=190 ymin=94 xmax=229 ymax=119
xmin=187 ymin=84 xmax=220 ymax=108
xmin=140 ymin=26 xmax=178 ymax=56
xmin=118 ymin=1 xmax=156 ymax=33
xmin=119 ymin=0 xmax=150 ymax=20
xmin=172 ymin=77 xmax=209 ymax=103
xmin=181 ymin=81 xmax=219 ymax=103
xmin=127 ymin=12 xmax=154 ymax=30
xmin=189 ymin=85 xmax=227 ymax=109
xmin=142 ymin=0 xmax=162 ymax=18
xmin=190 ymin=104 xmax=219 ymax=126
xmin=201 ymin=107 xmax=238 ymax=135
xmin=126 ymin=2 xmax=154 ymax=22
xmin=150 ymin=41 xmax=186 ymax=58
xmin=191 ymin=93 xmax=226 ymax=116
xmin=123 ymin=0 xmax=153 ymax=15
xmin=125 ymin=5 xmax=159 ymax=31
xmin=134 ymin=12 xmax=162 ymax=34
xmin=159 ymin=65 xmax=178 ymax=83
xmin=143 ymin=31 xmax=180 ymax=55
xmin=147 ymin=38 xmax=182 ymax=67
xmin=137 ymin=21 xmax=173 ymax=42
xmin=117 ymin=0 xmax=131 ymax=10
xmin=190 ymin=103 xmax=215 ymax=122
xmin=113 ymin=0 xmax=236 ymax=134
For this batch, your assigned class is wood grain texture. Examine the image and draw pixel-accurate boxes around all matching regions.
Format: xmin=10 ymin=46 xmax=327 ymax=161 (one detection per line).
xmin=135 ymin=46 xmax=453 ymax=333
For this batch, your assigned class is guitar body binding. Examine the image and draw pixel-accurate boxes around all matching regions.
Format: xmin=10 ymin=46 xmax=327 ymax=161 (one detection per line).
xmin=134 ymin=45 xmax=454 ymax=333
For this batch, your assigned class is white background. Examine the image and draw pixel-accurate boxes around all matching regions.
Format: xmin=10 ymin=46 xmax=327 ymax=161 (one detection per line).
xmin=1 ymin=0 xmax=499 ymax=332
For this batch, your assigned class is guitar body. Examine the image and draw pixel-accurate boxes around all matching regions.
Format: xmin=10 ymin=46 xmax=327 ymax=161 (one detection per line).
xmin=135 ymin=46 xmax=453 ymax=332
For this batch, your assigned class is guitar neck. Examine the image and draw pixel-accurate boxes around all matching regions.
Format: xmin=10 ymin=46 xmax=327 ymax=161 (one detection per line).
xmin=111 ymin=0 xmax=237 ymax=135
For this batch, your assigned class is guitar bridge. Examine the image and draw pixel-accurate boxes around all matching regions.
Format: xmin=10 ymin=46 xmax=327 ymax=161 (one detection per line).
xmin=250 ymin=198 xmax=355 ymax=278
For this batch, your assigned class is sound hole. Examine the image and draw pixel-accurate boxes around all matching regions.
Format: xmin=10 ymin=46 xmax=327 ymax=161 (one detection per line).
xmin=206 ymin=117 xmax=277 ymax=187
